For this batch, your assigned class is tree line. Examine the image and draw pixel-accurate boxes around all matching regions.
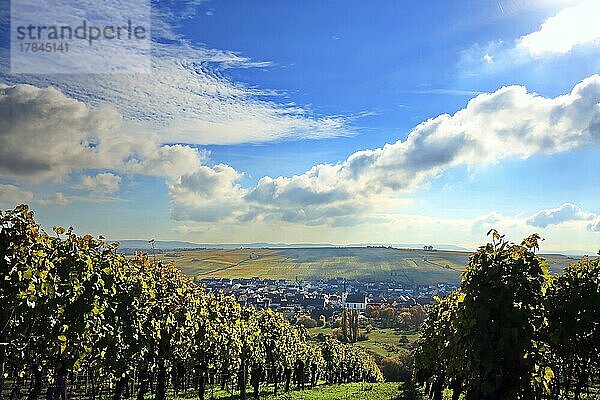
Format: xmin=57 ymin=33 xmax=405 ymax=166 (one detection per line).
xmin=0 ymin=205 xmax=382 ymax=400
xmin=414 ymin=230 xmax=600 ymax=400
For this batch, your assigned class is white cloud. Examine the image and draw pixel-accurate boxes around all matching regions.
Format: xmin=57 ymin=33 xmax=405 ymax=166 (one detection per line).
xmin=466 ymin=206 xmax=599 ymax=253
xmin=518 ymin=1 xmax=600 ymax=57
xmin=0 ymin=0 xmax=352 ymax=145
xmin=4 ymin=75 xmax=598 ymax=226
xmin=0 ymin=83 xmax=117 ymax=180
xmin=0 ymin=185 xmax=71 ymax=207
xmin=461 ymin=2 xmax=600 ymax=74
xmin=8 ymin=53 xmax=350 ymax=144
xmin=0 ymin=83 xmax=205 ymax=181
xmin=2 ymin=76 xmax=599 ymax=231
xmin=588 ymin=217 xmax=600 ymax=232
xmin=471 ymin=212 xmax=508 ymax=235
xmin=79 ymin=173 xmax=121 ymax=193
xmin=169 ymin=164 xmax=249 ymax=223
xmin=36 ymin=192 xmax=71 ymax=206
xmin=0 ymin=184 xmax=34 ymax=205
xmin=1 ymin=47 xmax=350 ymax=145
xmin=172 ymin=75 xmax=600 ymax=225
xmin=527 ymin=202 xmax=598 ymax=230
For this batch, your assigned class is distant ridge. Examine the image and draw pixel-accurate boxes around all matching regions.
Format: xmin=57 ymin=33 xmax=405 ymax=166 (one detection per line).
xmin=114 ymin=240 xmax=469 ymax=251
xmin=115 ymin=240 xmax=337 ymax=250
xmin=114 ymin=240 xmax=596 ymax=257
xmin=390 ymin=243 xmax=471 ymax=252
xmin=547 ymin=250 xmax=599 ymax=258
xmin=115 ymin=240 xmax=204 ymax=250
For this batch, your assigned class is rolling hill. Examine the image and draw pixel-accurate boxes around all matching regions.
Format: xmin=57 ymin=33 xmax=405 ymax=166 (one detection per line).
xmin=151 ymin=247 xmax=577 ymax=285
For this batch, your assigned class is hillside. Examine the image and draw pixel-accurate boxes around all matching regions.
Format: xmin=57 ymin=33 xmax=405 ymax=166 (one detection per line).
xmin=154 ymin=247 xmax=576 ymax=285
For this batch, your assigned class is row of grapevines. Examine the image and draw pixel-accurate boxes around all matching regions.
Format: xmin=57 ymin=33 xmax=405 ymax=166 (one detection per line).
xmin=414 ymin=231 xmax=600 ymax=400
xmin=0 ymin=205 xmax=382 ymax=400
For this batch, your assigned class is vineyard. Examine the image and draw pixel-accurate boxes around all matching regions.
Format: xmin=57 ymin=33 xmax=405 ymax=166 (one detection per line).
xmin=3 ymin=204 xmax=598 ymax=400
xmin=0 ymin=206 xmax=383 ymax=400
xmin=414 ymin=231 xmax=600 ymax=399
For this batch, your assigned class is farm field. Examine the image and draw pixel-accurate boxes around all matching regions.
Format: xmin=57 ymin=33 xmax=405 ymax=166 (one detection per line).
xmin=155 ymin=247 xmax=575 ymax=285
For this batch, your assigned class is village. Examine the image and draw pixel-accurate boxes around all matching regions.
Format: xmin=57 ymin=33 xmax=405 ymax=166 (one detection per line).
xmin=196 ymin=277 xmax=458 ymax=321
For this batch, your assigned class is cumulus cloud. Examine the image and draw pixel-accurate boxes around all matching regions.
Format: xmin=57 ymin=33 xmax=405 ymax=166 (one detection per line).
xmin=79 ymin=173 xmax=121 ymax=193
xmin=588 ymin=218 xmax=600 ymax=232
xmin=471 ymin=212 xmax=506 ymax=235
xmin=461 ymin=2 xmax=600 ymax=74
xmin=0 ymin=83 xmax=117 ymax=180
xmin=0 ymin=83 xmax=205 ymax=181
xmin=172 ymin=75 xmax=600 ymax=225
xmin=3 ymin=74 xmax=599 ymax=229
xmin=527 ymin=203 xmax=598 ymax=231
xmin=518 ymin=1 xmax=600 ymax=57
xmin=169 ymin=164 xmax=248 ymax=223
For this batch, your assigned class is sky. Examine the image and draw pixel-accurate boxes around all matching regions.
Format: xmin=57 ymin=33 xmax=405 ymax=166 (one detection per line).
xmin=0 ymin=0 xmax=599 ymax=252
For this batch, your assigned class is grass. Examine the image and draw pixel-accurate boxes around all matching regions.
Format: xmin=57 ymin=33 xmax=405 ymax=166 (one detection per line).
xmin=170 ymin=382 xmax=402 ymax=400
xmin=155 ymin=247 xmax=572 ymax=285
xmin=357 ymin=328 xmax=418 ymax=358
xmin=261 ymin=382 xmax=401 ymax=400
xmin=309 ymin=327 xmax=417 ymax=359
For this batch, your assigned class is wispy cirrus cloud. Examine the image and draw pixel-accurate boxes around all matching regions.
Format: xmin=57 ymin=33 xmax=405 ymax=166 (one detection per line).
xmin=399 ymin=88 xmax=484 ymax=96
xmin=0 ymin=50 xmax=351 ymax=145
xmin=0 ymin=0 xmax=352 ymax=145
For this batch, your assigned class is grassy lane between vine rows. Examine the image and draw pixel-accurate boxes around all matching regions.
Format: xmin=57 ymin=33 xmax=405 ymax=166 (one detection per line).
xmin=165 ymin=382 xmax=403 ymax=400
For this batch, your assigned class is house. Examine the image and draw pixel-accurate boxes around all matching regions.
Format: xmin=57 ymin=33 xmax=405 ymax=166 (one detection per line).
xmin=299 ymin=296 xmax=326 ymax=309
xmin=342 ymin=293 xmax=367 ymax=310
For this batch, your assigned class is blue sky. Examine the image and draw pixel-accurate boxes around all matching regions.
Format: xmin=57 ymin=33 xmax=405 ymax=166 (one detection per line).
xmin=0 ymin=0 xmax=599 ymax=252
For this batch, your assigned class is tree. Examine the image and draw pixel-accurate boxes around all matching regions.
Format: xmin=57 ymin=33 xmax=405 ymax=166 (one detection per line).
xmin=297 ymin=315 xmax=317 ymax=329
xmin=341 ymin=308 xmax=349 ymax=342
